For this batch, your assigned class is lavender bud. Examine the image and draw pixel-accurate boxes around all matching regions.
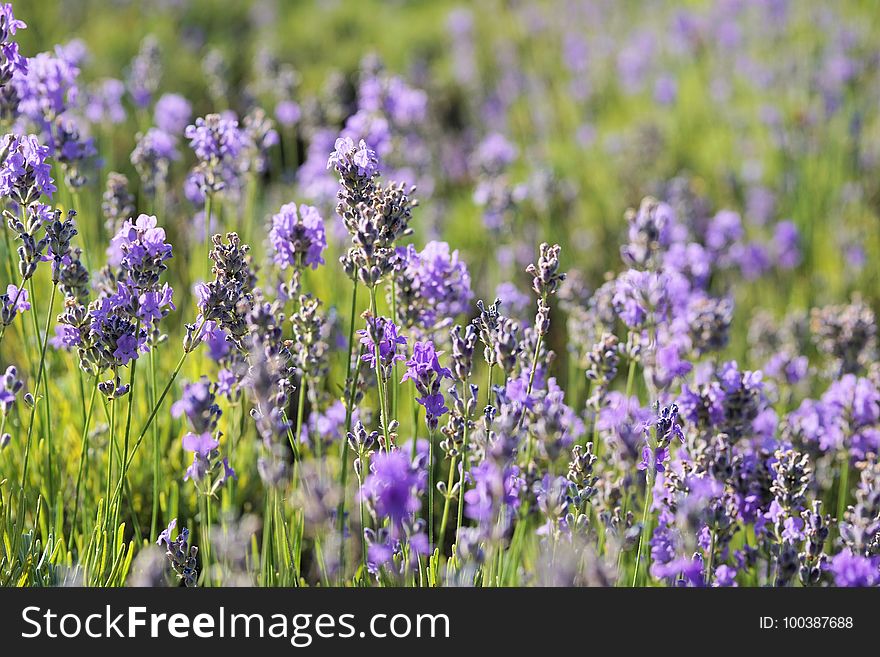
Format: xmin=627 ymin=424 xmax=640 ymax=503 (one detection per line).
xmin=101 ymin=171 xmax=136 ymax=233
xmin=526 ymin=242 xmax=566 ymax=297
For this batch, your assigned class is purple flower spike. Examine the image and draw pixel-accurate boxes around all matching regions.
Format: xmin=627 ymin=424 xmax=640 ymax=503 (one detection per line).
xmin=269 ymin=202 xmax=327 ymax=271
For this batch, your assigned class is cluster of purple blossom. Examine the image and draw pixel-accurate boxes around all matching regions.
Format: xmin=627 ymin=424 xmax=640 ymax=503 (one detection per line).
xmin=53 ymin=212 xmax=174 ymax=397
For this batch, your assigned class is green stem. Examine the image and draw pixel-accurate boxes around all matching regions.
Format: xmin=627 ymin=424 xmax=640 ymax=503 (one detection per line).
xmin=71 ymin=377 xmax=99 ymax=532
xmin=519 ymin=328 xmax=545 ymax=465
xmin=428 ymin=428 xmax=435 ymax=550
xmin=243 ymin=175 xmax=257 ymax=247
xmin=624 ymin=357 xmax=637 ymax=402
xmin=705 ymin=525 xmax=717 ymax=584
xmin=76 ymin=368 xmax=87 ymax=429
xmin=149 ymin=347 xmax=160 ymax=542
xmin=201 ymin=494 xmax=213 ymax=585
xmin=390 ymin=279 xmax=399 ymax=420
xmin=19 ymin=283 xmax=57 ymax=491
xmin=525 ymin=336 xmax=544 ymax=399
xmin=837 ymin=451 xmax=850 ymax=525
xmin=615 ymin=492 xmax=630 ymax=582
xmin=485 ymin=363 xmax=494 ymax=406
xmin=590 ymin=381 xmax=601 ymax=448
xmin=368 ymin=286 xmax=391 ymax=450
xmin=1 ymin=204 xmax=29 ymax=348
xmin=260 ymin=491 xmax=273 ymax=586
xmin=296 ymin=374 xmax=308 ymax=456
xmin=411 ymin=404 xmax=420 ymax=461
xmin=454 ymin=375 xmax=472 ymax=562
xmin=115 ymin=332 xmax=140 ymax=532
xmin=204 ymin=193 xmax=213 ymax=282
xmin=71 ymin=189 xmax=91 ymax=273
xmin=437 ymin=455 xmax=457 ymax=558
xmin=632 ymin=472 xmax=654 ymax=587
xmin=28 ymin=278 xmax=55 ymax=504
xmin=357 ymin=466 xmax=368 ymax=577
xmin=336 ymin=283 xmax=361 ymax=579
xmin=104 ymin=398 xmax=116 ymax=534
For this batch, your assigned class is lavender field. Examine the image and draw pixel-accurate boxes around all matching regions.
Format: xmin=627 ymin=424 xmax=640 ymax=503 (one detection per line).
xmin=0 ymin=0 xmax=879 ymax=588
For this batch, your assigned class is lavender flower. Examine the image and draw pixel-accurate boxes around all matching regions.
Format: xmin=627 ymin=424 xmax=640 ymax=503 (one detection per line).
xmin=290 ymin=293 xmax=331 ymax=385
xmin=43 ymin=208 xmax=77 ymax=281
xmin=828 ymin=550 xmax=880 ymax=587
xmin=269 ymin=202 xmax=327 ymax=271
xmin=126 ymin=35 xmax=161 ymax=109
xmin=1 ymin=283 xmax=28 ymax=324
xmin=108 ymin=213 xmax=173 ymax=290
xmin=342 ymin=182 xmax=417 ymax=287
xmin=394 ymin=241 xmax=473 ymax=331
xmin=327 ymin=134 xmax=380 ymax=228
xmin=14 ymin=50 xmax=80 ymax=125
xmin=764 ymin=448 xmax=813 ymax=586
xmin=182 ymin=431 xmax=220 ymax=482
xmin=686 ymin=295 xmax=734 ymax=355
xmin=358 ymin=315 xmax=407 ymax=373
xmin=401 ymin=340 xmax=452 ymax=430
xmin=245 ymin=300 xmax=296 ymax=487
xmin=303 ymin=399 xmax=349 ymax=449
xmin=187 ymin=113 xmax=247 ymax=162
xmin=474 ymin=133 xmax=517 ymax=175
xmin=101 ymin=172 xmax=135 ymax=234
xmin=184 ymin=113 xmax=248 ymax=201
xmin=131 ymin=128 xmax=179 ymax=197
xmin=0 ymin=364 xmax=22 ymax=415
xmin=0 ymin=4 xmax=27 ymax=88
xmin=328 ymin=136 xmax=379 ymax=180
xmin=361 ymin=449 xmax=422 ymax=529
xmin=526 ymin=379 xmax=584 ymax=462
xmin=275 ymin=100 xmax=300 ymax=127
xmin=678 ymin=361 xmax=765 ymax=441
xmin=638 ymin=445 xmax=669 ymax=473
xmin=51 ymin=114 xmax=96 ymax=189
xmin=798 ymin=501 xmax=831 ymax=585
xmin=6 ymin=202 xmax=49 ymax=285
xmin=473 ymin=298 xmax=521 ymax=374
xmin=87 ymin=296 xmax=146 ymax=370
xmin=584 ymin=333 xmax=620 ymax=408
xmin=465 ymin=460 xmax=523 ymax=531
xmin=242 ymin=107 xmax=279 ymax=174
xmin=821 ymin=375 xmax=880 ymax=461
xmin=0 ymin=133 xmax=56 ymax=202
xmin=620 ymin=196 xmax=676 ymax=270
xmin=638 ymin=403 xmax=684 ymax=476
xmin=449 ymin=323 xmax=477 ymax=382
xmin=173 ymin=378 xmax=233 ymax=491
xmin=613 ymin=269 xmax=669 ymax=330
xmin=154 ymin=93 xmax=192 ymax=134
xmin=839 ymin=457 xmax=880 ymax=557
xmin=171 ymin=378 xmax=221 ymax=435
xmin=194 ymin=233 xmax=256 ymax=348
xmin=157 ymin=519 xmax=199 ymax=587
xmin=772 ymin=220 xmax=801 ymax=269
xmin=527 ymin=242 xmax=566 ymax=298
xmin=811 ymin=298 xmax=877 ymax=376
xmin=85 ymin=78 xmax=126 ymax=125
